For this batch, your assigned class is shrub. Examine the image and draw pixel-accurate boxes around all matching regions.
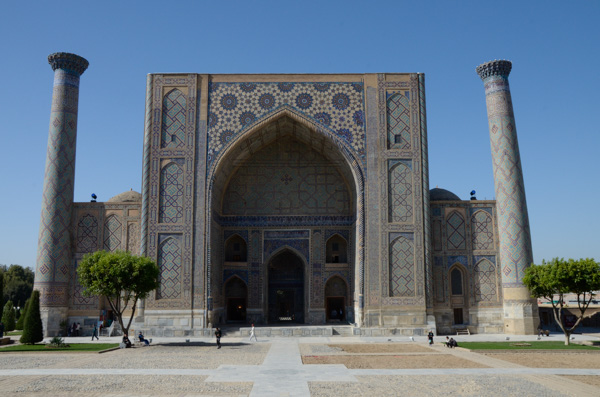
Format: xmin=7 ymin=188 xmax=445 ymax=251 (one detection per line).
xmin=20 ymin=290 xmax=43 ymax=344
xmin=15 ymin=298 xmax=29 ymax=330
xmin=48 ymin=336 xmax=69 ymax=348
xmin=1 ymin=300 xmax=16 ymax=332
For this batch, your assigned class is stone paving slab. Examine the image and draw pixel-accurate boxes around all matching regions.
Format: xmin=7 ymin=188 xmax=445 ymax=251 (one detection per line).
xmin=1 ymin=333 xmax=599 ymax=396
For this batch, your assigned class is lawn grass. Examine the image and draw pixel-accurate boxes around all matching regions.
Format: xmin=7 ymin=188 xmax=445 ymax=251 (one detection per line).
xmin=7 ymin=331 xmax=22 ymax=336
xmin=0 ymin=343 xmax=119 ymax=352
xmin=459 ymin=341 xmax=599 ymax=351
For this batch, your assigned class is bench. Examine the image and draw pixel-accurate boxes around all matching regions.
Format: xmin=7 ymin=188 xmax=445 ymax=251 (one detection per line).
xmin=0 ymin=337 xmax=12 ymax=345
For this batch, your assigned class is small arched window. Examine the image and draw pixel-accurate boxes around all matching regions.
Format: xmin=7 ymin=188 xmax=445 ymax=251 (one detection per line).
xmin=326 ymin=235 xmax=348 ymax=263
xmin=451 ymin=268 xmax=463 ymax=296
xmin=225 ymin=235 xmax=247 ymax=262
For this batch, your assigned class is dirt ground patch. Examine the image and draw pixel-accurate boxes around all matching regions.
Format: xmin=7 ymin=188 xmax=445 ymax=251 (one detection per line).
xmin=484 ymin=352 xmax=600 ymax=368
xmin=560 ymin=375 xmax=600 ymax=387
xmin=328 ymin=343 xmax=435 ymax=353
xmin=302 ymin=354 xmax=488 ymax=369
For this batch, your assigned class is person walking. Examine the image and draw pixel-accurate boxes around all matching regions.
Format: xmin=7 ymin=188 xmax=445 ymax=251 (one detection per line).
xmin=249 ymin=324 xmax=258 ymax=342
xmin=91 ymin=324 xmax=99 ymax=341
xmin=215 ymin=327 xmax=222 ymax=349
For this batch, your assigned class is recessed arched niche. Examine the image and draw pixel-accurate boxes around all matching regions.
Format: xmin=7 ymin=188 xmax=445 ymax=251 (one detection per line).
xmin=225 ymin=235 xmax=247 ymax=262
xmin=325 ymin=234 xmax=348 ymax=263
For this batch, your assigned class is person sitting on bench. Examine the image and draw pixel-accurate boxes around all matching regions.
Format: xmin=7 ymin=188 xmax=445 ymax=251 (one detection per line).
xmin=122 ymin=334 xmax=132 ymax=348
xmin=445 ymin=336 xmax=458 ymax=348
xmin=138 ymin=331 xmax=151 ymax=346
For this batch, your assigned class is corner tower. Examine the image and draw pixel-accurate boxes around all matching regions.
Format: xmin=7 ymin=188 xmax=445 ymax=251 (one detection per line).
xmin=35 ymin=52 xmax=88 ymax=336
xmin=476 ymin=60 xmax=537 ymax=334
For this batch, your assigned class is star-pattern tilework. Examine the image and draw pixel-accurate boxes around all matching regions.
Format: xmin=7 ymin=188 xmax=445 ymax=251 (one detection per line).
xmin=471 ymin=210 xmax=494 ymax=250
xmin=446 ymin=211 xmax=466 ymax=250
xmin=389 ymin=234 xmax=414 ymax=297
xmin=207 ymin=82 xmax=366 ymax=168
xmin=387 ymin=92 xmax=411 ymax=149
xmin=388 ymin=161 xmax=413 ymax=223
xmin=157 ymin=237 xmax=182 ymax=299
xmin=161 ymin=89 xmax=187 ymax=148
xmin=473 ymin=258 xmax=497 ymax=302
xmin=103 ymin=215 xmax=122 ymax=251
xmin=159 ymin=162 xmax=184 ymax=223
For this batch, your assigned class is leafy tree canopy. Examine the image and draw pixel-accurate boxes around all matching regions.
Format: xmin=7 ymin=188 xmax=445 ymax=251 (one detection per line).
xmin=523 ymin=258 xmax=600 ymax=345
xmin=0 ymin=264 xmax=34 ymax=308
xmin=77 ymin=250 xmax=159 ymax=335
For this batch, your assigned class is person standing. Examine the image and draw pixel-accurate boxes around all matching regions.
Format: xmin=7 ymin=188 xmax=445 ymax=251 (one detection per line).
xmin=249 ymin=324 xmax=258 ymax=342
xmin=91 ymin=324 xmax=99 ymax=341
xmin=427 ymin=330 xmax=434 ymax=345
xmin=215 ymin=327 xmax=222 ymax=349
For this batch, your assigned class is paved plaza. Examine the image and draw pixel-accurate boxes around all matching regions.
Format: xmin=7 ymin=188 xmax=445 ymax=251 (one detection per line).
xmin=1 ymin=332 xmax=600 ymax=396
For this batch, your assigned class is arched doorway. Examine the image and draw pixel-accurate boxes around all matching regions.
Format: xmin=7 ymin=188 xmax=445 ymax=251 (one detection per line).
xmin=325 ymin=276 xmax=347 ymax=322
xmin=224 ymin=277 xmax=247 ymax=323
xmin=268 ymin=250 xmax=304 ymax=323
xmin=449 ymin=265 xmax=468 ymax=325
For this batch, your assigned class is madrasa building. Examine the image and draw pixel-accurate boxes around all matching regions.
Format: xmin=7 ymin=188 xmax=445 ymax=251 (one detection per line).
xmin=34 ymin=52 xmax=538 ymax=337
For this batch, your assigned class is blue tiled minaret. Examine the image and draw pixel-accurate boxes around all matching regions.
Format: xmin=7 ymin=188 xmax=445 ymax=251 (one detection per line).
xmin=35 ymin=53 xmax=88 ymax=336
xmin=477 ymin=60 xmax=537 ymax=334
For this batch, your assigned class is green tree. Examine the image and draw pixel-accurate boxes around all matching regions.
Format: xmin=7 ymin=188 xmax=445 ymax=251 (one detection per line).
xmin=15 ymin=298 xmax=29 ymax=330
xmin=0 ymin=265 xmax=34 ymax=306
xmin=523 ymin=258 xmax=600 ymax=345
xmin=77 ymin=250 xmax=159 ymax=335
xmin=2 ymin=300 xmax=15 ymax=331
xmin=20 ymin=290 xmax=43 ymax=344
xmin=1 ymin=264 xmax=34 ymax=307
xmin=0 ymin=271 xmax=4 ymax=319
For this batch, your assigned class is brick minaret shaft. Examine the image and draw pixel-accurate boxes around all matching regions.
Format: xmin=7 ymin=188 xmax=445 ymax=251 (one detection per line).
xmin=35 ymin=53 xmax=88 ymax=336
xmin=477 ymin=60 xmax=537 ymax=334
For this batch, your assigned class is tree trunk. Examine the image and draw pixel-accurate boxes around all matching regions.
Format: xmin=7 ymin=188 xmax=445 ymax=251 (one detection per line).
xmin=564 ymin=332 xmax=570 ymax=346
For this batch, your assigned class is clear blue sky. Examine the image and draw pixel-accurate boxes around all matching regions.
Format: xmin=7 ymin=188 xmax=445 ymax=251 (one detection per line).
xmin=1 ymin=1 xmax=598 ymax=269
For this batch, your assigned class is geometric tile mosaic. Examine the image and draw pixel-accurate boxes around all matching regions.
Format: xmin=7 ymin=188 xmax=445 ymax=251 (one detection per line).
xmin=473 ymin=258 xmax=497 ymax=302
xmin=126 ymin=223 xmax=140 ymax=255
xmin=471 ymin=210 xmax=494 ymax=250
xmin=389 ymin=234 xmax=414 ymax=296
xmin=387 ymin=91 xmax=410 ymax=149
xmin=77 ymin=214 xmax=98 ymax=253
xmin=103 ymin=215 xmax=122 ymax=251
xmin=207 ymin=82 xmax=366 ymax=168
xmin=388 ymin=161 xmax=413 ymax=223
xmin=161 ymin=89 xmax=186 ymax=149
xmin=157 ymin=236 xmax=182 ymax=299
xmin=484 ymin=73 xmax=533 ymax=286
xmin=222 ymin=136 xmax=351 ymax=216
xmin=159 ymin=162 xmax=184 ymax=223
xmin=446 ymin=211 xmax=466 ymax=250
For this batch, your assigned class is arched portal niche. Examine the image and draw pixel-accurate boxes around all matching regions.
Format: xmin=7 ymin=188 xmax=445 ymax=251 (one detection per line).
xmin=225 ymin=235 xmax=247 ymax=262
xmin=326 ymin=235 xmax=348 ymax=263
xmin=224 ymin=276 xmax=247 ymax=323
xmin=207 ymin=112 xmax=363 ymax=325
xmin=449 ymin=264 xmax=469 ymax=326
xmin=268 ymin=250 xmax=304 ymax=323
xmin=325 ymin=276 xmax=347 ymax=322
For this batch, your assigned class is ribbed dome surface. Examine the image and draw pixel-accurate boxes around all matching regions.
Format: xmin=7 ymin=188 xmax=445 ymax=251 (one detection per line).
xmin=107 ymin=190 xmax=142 ymax=203
xmin=429 ymin=188 xmax=461 ymax=201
